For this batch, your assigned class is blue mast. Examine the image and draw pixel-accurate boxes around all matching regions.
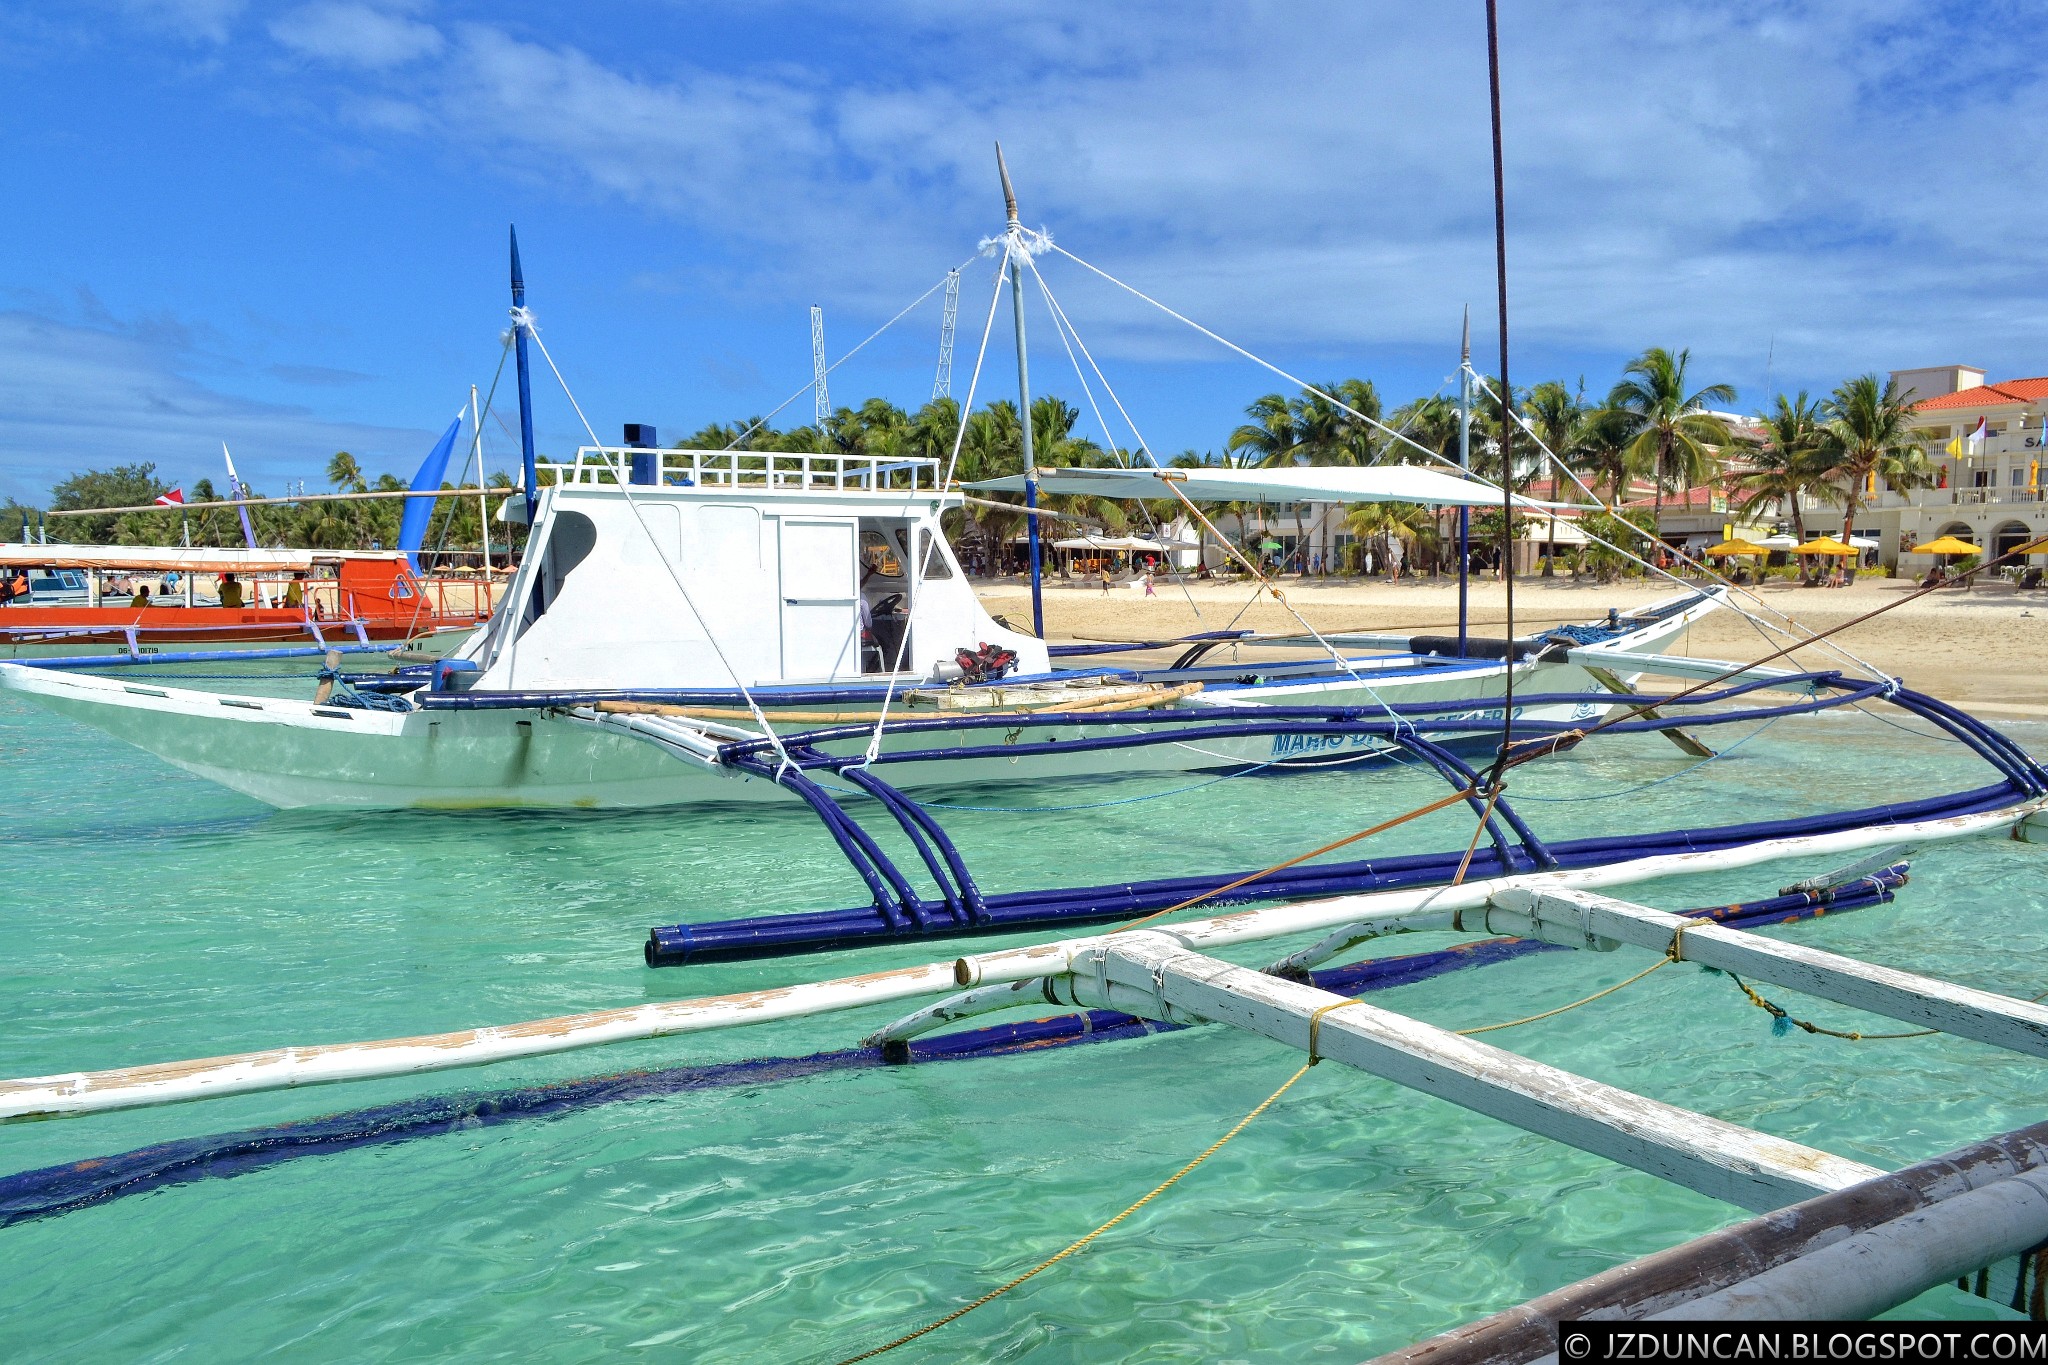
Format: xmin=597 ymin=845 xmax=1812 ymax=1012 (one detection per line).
xmin=510 ymin=225 xmax=540 ymax=528
xmin=995 ymin=144 xmax=1044 ymax=640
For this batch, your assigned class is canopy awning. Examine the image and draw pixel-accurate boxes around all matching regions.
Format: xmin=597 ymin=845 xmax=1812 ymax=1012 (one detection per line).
xmin=1756 ymin=534 xmax=1801 ymax=550
xmin=966 ymin=464 xmax=1552 ymax=510
xmin=1703 ymin=538 xmax=1770 ymax=557
xmin=0 ymin=544 xmax=403 ymax=573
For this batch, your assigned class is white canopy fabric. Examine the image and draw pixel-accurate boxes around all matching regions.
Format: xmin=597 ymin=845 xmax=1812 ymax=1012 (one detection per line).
xmin=1756 ymin=534 xmax=1801 ymax=550
xmin=0 ymin=544 xmax=405 ymax=573
xmin=967 ymin=464 xmax=1552 ymax=510
xmin=1848 ymin=535 xmax=1879 ymax=550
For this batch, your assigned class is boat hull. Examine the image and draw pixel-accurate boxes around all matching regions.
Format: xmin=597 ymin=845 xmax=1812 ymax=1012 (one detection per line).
xmin=0 ymin=594 xmax=1715 ymax=810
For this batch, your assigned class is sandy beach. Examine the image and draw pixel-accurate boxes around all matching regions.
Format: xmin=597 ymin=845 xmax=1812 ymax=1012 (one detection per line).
xmin=976 ymin=573 xmax=2048 ymax=717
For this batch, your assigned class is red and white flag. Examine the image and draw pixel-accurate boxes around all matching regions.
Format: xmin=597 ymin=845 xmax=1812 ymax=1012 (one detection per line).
xmin=1966 ymin=417 xmax=1989 ymax=453
xmin=153 ymin=489 xmax=185 ymax=506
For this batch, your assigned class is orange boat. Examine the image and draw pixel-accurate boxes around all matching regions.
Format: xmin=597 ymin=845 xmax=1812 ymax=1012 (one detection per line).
xmin=0 ymin=545 xmax=495 ymax=658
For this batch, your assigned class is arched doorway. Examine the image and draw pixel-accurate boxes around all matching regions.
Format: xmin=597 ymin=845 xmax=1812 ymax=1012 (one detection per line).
xmin=1992 ymin=520 xmax=2036 ymax=559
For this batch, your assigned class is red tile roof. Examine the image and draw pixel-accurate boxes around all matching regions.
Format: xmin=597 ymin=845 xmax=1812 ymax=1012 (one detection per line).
xmin=1620 ymin=484 xmax=1721 ymax=511
xmin=1913 ymin=378 xmax=2048 ymax=412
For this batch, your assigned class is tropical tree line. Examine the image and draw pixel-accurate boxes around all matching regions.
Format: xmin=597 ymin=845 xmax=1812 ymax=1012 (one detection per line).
xmin=5 ymin=352 xmax=1930 ymax=572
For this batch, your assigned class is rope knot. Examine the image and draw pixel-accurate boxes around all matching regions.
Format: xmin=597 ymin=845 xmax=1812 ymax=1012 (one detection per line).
xmin=1307 ymin=997 xmax=1360 ymax=1065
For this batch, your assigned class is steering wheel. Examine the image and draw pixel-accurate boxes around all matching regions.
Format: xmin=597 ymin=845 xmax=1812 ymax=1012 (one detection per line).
xmin=873 ymin=593 xmax=905 ymax=616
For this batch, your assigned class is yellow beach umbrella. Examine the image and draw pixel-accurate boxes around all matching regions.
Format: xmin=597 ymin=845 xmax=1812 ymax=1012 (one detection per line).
xmin=1703 ymin=538 xmax=1768 ymax=557
xmin=1791 ymin=536 xmax=1858 ymax=556
xmin=1910 ymin=534 xmax=1978 ymax=556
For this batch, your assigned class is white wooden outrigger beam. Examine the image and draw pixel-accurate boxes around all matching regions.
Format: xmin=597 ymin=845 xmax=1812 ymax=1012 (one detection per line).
xmin=1485 ymin=887 xmax=2048 ymax=1058
xmin=1066 ymin=932 xmax=1880 ymax=1212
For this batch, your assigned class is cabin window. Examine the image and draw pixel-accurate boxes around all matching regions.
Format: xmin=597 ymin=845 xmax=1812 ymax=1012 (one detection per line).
xmin=888 ymin=526 xmax=952 ymax=580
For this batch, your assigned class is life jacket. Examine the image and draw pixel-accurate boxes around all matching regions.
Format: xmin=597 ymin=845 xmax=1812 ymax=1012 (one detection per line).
xmin=953 ymin=642 xmax=1019 ymax=683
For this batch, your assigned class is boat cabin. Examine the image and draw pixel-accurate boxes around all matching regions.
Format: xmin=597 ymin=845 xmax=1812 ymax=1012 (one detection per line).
xmin=467 ymin=448 xmax=1048 ymax=691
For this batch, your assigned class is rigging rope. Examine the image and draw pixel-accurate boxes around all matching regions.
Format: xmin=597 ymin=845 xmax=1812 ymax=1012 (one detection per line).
xmin=518 ymin=324 xmax=796 ymax=769
xmin=717 ymin=258 xmax=976 ymax=454
xmin=831 ymin=1051 xmax=1324 ymax=1364
xmin=1023 ymin=257 xmax=1202 ymax=617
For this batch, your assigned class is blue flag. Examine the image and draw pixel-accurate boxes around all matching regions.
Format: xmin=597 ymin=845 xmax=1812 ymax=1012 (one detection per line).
xmin=398 ymin=412 xmax=465 ymax=571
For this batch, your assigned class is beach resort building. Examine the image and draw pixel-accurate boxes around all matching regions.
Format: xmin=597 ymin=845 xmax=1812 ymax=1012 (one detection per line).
xmin=1862 ymin=366 xmax=2048 ymax=567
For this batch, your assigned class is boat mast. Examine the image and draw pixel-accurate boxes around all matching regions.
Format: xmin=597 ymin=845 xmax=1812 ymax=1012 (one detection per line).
xmin=996 ymin=143 xmax=1045 ymax=640
xmin=1457 ymin=307 xmax=1472 ymax=657
xmin=509 ymin=226 xmax=540 ymax=530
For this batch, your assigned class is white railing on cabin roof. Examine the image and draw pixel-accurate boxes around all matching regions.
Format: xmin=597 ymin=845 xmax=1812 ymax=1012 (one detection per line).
xmin=537 ymin=447 xmax=941 ymax=493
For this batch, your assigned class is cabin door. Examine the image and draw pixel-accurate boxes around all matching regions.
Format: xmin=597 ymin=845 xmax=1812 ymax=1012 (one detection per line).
xmin=777 ymin=518 xmax=859 ymax=679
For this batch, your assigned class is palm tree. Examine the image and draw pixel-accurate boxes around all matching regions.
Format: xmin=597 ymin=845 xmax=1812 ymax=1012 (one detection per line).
xmin=1346 ymin=501 xmax=1436 ymax=577
xmin=1566 ymin=406 xmax=1635 ymax=506
xmin=1522 ymin=381 xmax=1583 ymax=469
xmin=1606 ymin=347 xmax=1736 ymax=545
xmin=1730 ymin=392 xmax=1830 ymax=542
xmin=1390 ymin=394 xmax=1461 ymax=463
xmin=326 ymin=451 xmax=367 ymax=494
xmin=1816 ymin=375 xmax=1933 ymax=544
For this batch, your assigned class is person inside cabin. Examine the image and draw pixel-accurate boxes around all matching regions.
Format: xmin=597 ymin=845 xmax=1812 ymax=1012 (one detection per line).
xmin=5 ymin=567 xmax=27 ymax=603
xmin=284 ymin=572 xmax=306 ymax=610
xmin=217 ymin=572 xmax=244 ymax=609
xmin=130 ymin=584 xmax=151 ymax=609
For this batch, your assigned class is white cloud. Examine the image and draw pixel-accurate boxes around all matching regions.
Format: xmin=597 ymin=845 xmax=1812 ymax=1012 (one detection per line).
xmin=117 ymin=0 xmax=246 ymax=44
xmin=269 ymin=1 xmax=443 ymax=69
xmin=0 ymin=308 xmax=430 ymax=505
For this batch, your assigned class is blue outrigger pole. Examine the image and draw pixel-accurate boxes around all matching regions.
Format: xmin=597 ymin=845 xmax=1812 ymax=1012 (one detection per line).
xmin=509 ymin=225 xmax=540 ymax=528
xmin=996 ymin=144 xmax=1045 ymax=640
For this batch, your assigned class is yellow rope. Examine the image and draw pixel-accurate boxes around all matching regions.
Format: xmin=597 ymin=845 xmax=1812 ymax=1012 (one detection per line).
xmin=832 ymin=1050 xmax=1328 ymax=1364
xmin=1450 ymin=784 xmax=1506 ymax=887
xmin=1454 ymin=957 xmax=1671 ymax=1036
xmin=1113 ymin=786 xmax=1475 ymax=933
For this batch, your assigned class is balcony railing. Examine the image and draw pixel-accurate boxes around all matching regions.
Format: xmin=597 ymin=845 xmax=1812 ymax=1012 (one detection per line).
xmin=538 ymin=447 xmax=941 ymax=493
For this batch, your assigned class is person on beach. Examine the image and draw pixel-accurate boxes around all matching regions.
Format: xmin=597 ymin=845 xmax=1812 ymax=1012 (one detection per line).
xmin=1099 ymin=567 xmax=1111 ymax=593
xmin=1143 ymin=572 xmax=1156 ymax=597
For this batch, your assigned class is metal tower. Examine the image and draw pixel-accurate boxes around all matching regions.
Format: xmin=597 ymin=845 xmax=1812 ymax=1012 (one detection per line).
xmin=810 ymin=305 xmax=830 ymax=428
xmin=933 ymin=269 xmax=959 ymax=399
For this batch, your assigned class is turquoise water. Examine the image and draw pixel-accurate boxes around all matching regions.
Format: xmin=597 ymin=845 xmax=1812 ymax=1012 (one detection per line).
xmin=3 ymin=675 xmax=2047 ymax=1361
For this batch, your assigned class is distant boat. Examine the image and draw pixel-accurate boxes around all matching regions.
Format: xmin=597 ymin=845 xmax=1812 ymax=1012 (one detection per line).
xmin=0 ymin=544 xmax=490 ymax=659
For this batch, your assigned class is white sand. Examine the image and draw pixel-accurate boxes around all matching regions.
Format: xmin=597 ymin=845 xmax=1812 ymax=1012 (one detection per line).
xmin=975 ymin=574 xmax=2048 ymax=716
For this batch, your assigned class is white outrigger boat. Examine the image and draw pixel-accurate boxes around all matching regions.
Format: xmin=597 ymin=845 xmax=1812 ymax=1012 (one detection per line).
xmin=0 ymin=443 xmax=1719 ymax=810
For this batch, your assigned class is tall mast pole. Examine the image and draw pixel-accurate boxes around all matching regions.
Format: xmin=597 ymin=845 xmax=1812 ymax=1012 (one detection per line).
xmin=1457 ymin=306 xmax=1472 ymax=657
xmin=509 ymin=226 xmax=540 ymax=530
xmin=1484 ymin=0 xmax=1516 ymax=775
xmin=997 ymin=143 xmax=1044 ymax=639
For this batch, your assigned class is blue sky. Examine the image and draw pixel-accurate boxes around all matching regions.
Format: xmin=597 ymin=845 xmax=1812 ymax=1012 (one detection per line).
xmin=0 ymin=1 xmax=2041 ymax=503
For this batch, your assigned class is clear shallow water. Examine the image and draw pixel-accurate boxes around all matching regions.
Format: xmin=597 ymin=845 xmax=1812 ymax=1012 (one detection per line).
xmin=3 ymin=675 xmax=2046 ymax=1362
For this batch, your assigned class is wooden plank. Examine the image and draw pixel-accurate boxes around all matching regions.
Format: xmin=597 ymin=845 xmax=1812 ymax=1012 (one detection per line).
xmin=1078 ymin=933 xmax=1879 ymax=1213
xmin=1488 ymin=888 xmax=2048 ymax=1058
xmin=1366 ymin=1120 xmax=2048 ymax=1365
xmin=1581 ymin=663 xmax=1715 ymax=757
